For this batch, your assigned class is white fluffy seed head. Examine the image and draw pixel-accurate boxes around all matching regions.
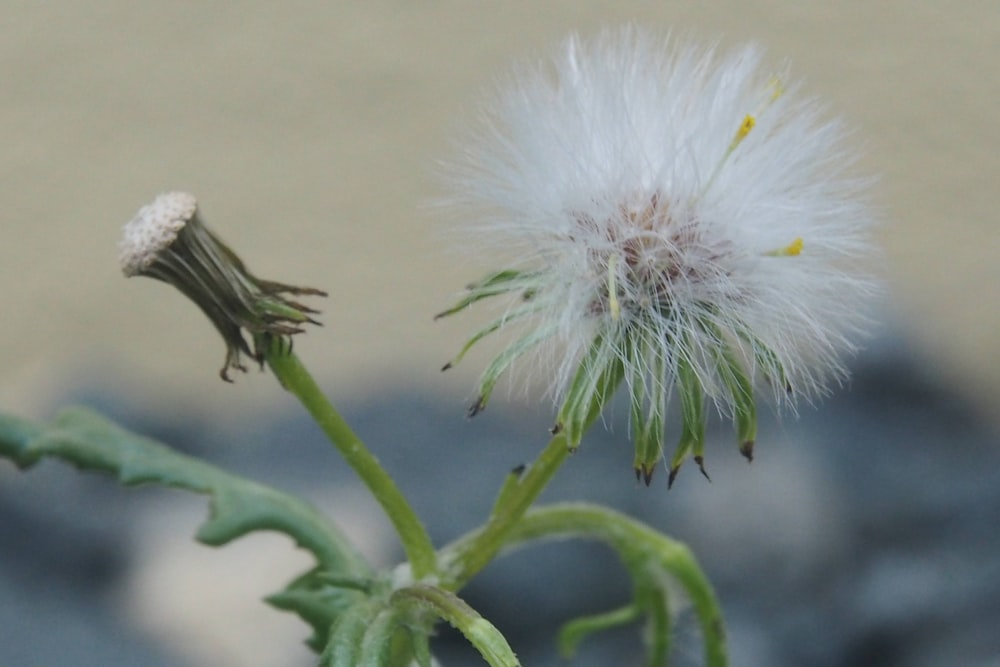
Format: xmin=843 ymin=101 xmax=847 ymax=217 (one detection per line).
xmin=119 ymin=191 xmax=198 ymax=276
xmin=441 ymin=26 xmax=878 ymax=416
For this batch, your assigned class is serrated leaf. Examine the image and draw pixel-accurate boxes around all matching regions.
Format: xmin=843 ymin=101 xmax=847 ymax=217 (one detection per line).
xmin=267 ymin=568 xmax=369 ymax=652
xmin=0 ymin=407 xmax=369 ymax=576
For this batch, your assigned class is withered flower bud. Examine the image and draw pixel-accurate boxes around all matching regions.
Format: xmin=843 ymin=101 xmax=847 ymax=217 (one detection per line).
xmin=119 ymin=192 xmax=326 ymax=381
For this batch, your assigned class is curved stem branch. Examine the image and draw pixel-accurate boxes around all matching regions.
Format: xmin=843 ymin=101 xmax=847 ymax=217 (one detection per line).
xmin=442 ymin=431 xmax=572 ymax=587
xmin=392 ymin=584 xmax=521 ymax=667
xmin=500 ymin=503 xmax=728 ymax=667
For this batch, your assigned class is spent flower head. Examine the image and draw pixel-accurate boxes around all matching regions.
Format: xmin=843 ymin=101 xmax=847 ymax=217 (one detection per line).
xmin=437 ymin=27 xmax=878 ymax=485
xmin=119 ymin=192 xmax=326 ymax=380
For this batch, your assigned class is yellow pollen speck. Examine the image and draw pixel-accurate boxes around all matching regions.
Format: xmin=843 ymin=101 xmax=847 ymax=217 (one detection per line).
xmin=726 ymin=115 xmax=756 ymax=153
xmin=765 ymin=237 xmax=804 ymax=257
xmin=699 ymin=115 xmax=758 ymax=199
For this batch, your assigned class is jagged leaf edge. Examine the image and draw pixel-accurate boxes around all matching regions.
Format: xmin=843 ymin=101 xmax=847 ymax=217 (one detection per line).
xmin=0 ymin=407 xmax=369 ymax=575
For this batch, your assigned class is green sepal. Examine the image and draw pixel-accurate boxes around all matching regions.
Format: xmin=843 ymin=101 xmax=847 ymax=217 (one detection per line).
xmin=441 ymin=303 xmax=543 ymax=371
xmin=733 ymin=323 xmax=792 ymax=398
xmin=557 ymin=603 xmax=641 ymax=659
xmin=434 ymin=269 xmax=536 ymax=320
xmin=556 ymin=334 xmax=627 ymax=449
xmin=138 ymin=216 xmax=326 ymax=381
xmin=470 ymin=324 xmax=558 ymax=416
xmin=632 ymin=423 xmax=664 ymax=486
xmin=669 ymin=350 xmax=707 ymax=487
xmin=715 ymin=341 xmax=758 ymax=462
xmin=697 ymin=318 xmax=760 ymax=461
xmin=631 ymin=338 xmax=666 ymax=485
xmin=258 ymin=297 xmax=316 ymax=324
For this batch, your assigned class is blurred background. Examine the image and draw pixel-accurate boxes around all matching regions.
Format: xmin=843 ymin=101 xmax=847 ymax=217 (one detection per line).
xmin=1 ymin=2 xmax=998 ymax=666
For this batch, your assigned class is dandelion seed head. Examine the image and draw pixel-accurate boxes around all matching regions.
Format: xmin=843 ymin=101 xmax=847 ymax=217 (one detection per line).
xmin=438 ymin=26 xmax=879 ymax=477
xmin=119 ymin=191 xmax=198 ymax=277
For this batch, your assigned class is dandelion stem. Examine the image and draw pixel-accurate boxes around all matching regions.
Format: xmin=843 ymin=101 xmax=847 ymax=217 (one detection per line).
xmin=443 ymin=430 xmax=572 ymax=588
xmin=262 ymin=337 xmax=438 ymax=580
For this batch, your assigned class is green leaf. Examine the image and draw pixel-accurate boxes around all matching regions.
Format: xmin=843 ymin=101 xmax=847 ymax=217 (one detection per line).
xmin=267 ymin=568 xmax=369 ymax=652
xmin=0 ymin=407 xmax=369 ymax=576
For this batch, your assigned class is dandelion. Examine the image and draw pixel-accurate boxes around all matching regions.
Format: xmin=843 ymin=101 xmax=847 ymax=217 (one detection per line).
xmin=437 ymin=28 xmax=877 ymax=485
xmin=119 ymin=192 xmax=326 ymax=381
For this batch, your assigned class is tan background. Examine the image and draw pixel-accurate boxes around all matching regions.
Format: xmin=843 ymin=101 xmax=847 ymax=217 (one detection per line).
xmin=2 ymin=2 xmax=999 ymax=420
xmin=1 ymin=3 xmax=999 ymax=665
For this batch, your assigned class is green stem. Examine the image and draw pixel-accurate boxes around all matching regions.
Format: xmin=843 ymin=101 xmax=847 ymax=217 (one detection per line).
xmin=392 ymin=584 xmax=521 ymax=667
xmin=443 ymin=431 xmax=572 ymax=588
xmin=557 ymin=603 xmax=642 ymax=658
xmin=264 ymin=341 xmax=438 ymax=580
xmin=503 ymin=503 xmax=727 ymax=667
